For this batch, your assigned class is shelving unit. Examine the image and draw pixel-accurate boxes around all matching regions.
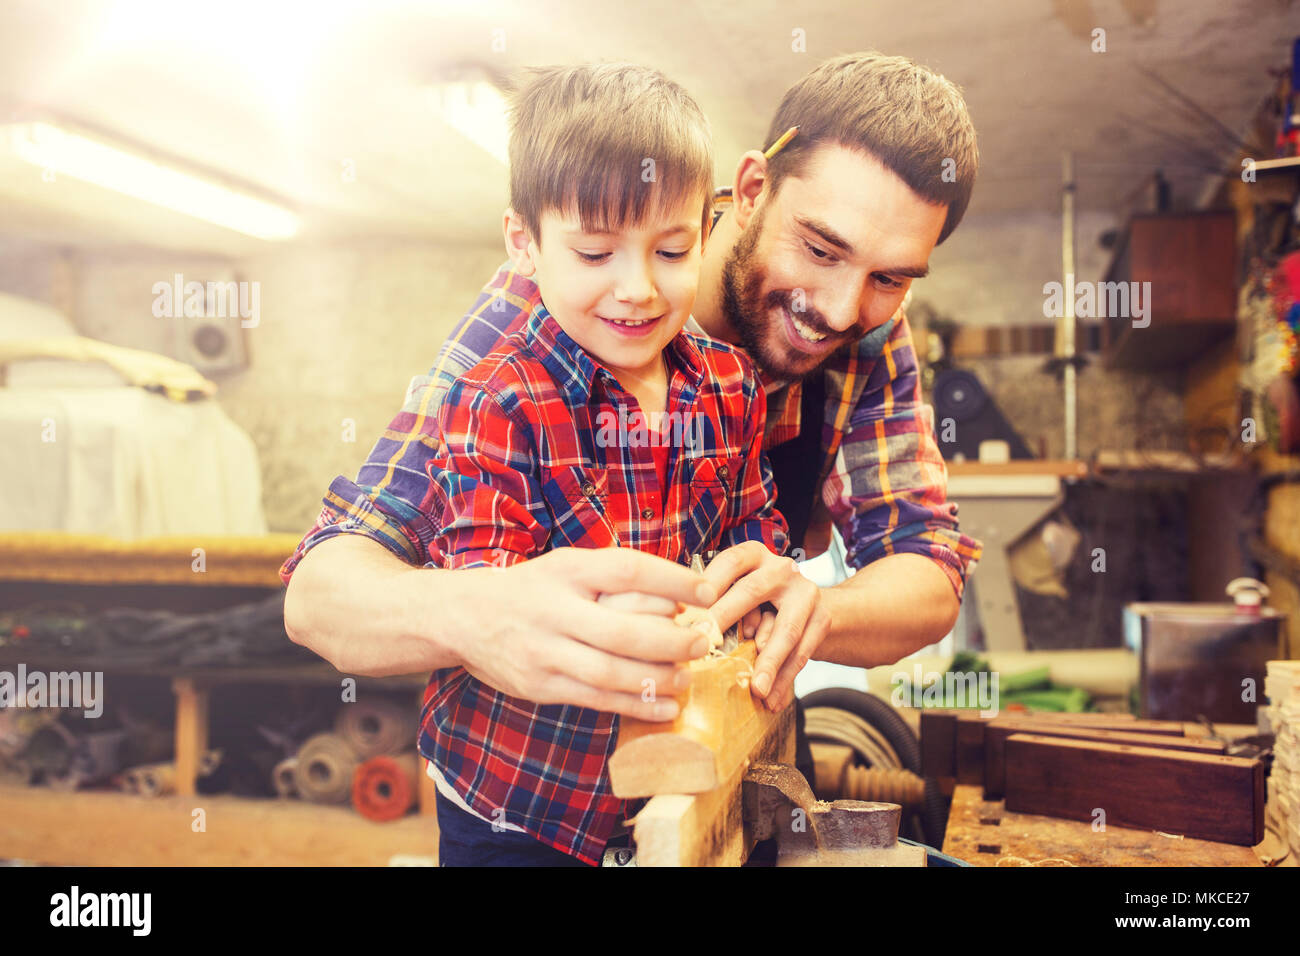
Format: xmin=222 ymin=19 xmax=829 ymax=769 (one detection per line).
xmin=0 ymin=531 xmax=441 ymax=866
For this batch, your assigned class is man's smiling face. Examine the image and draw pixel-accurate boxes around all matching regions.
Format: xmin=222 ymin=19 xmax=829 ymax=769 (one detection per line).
xmin=721 ymin=144 xmax=948 ymax=381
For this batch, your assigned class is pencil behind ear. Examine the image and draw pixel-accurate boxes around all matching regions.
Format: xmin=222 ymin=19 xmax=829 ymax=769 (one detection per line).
xmin=502 ymin=207 xmax=538 ymax=276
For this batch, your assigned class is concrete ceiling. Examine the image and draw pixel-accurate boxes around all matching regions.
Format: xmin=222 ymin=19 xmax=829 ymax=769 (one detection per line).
xmin=0 ymin=0 xmax=1294 ymax=256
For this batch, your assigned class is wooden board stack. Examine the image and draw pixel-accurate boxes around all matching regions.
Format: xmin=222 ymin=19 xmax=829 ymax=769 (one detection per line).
xmin=921 ymin=708 xmax=1266 ymax=846
xmin=1264 ymin=660 xmax=1300 ymax=859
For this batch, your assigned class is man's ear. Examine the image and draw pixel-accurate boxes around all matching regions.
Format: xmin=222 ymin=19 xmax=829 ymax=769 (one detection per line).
xmin=730 ymin=150 xmax=770 ymax=232
xmin=502 ymin=208 xmax=538 ymax=276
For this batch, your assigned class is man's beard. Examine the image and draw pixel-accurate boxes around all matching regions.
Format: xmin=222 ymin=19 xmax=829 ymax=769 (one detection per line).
xmin=720 ymin=209 xmax=841 ymax=382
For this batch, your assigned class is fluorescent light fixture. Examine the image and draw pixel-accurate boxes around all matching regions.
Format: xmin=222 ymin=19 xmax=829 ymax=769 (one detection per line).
xmin=4 ymin=122 xmax=299 ymax=241
xmin=434 ymin=81 xmax=509 ymax=166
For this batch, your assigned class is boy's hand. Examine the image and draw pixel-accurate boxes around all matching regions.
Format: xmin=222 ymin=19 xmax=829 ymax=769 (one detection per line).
xmin=700 ymin=542 xmax=830 ymax=712
xmin=451 ymin=548 xmax=718 ymax=722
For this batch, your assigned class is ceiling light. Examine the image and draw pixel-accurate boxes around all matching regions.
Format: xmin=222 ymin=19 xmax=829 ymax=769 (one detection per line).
xmin=4 ymin=122 xmax=300 ymax=241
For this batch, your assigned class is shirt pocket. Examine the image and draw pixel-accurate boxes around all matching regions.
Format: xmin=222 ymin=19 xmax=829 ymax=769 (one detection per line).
xmin=682 ymin=455 xmax=743 ymax=555
xmin=538 ymin=464 xmax=619 ymax=549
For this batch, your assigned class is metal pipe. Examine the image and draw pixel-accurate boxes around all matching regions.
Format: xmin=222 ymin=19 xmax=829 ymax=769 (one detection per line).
xmin=1060 ymin=151 xmax=1078 ymax=461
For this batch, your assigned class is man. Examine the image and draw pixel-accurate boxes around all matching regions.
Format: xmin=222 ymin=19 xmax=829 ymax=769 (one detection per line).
xmin=282 ymin=51 xmax=980 ymax=740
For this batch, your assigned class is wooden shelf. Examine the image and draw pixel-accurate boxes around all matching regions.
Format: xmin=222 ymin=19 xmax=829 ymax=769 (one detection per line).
xmin=947 ymin=460 xmax=1089 ymax=478
xmin=1101 ymin=211 xmax=1237 ymax=370
xmin=0 ymin=661 xmax=436 ymax=865
xmin=0 ymin=652 xmax=428 ymax=690
xmin=0 ymin=535 xmax=445 ymax=865
xmin=1091 ymin=449 xmax=1246 ymax=474
xmin=0 ymin=532 xmax=303 ymax=587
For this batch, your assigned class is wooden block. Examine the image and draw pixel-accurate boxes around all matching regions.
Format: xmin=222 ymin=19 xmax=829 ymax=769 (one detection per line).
xmin=955 ymin=713 xmax=990 ymax=785
xmin=1004 ymin=733 xmax=1264 ymax=846
xmin=609 ymin=639 xmax=774 ymax=798
xmin=631 ymin=702 xmax=796 ymax=866
xmin=920 ymin=710 xmax=957 ymax=778
xmin=983 ymin=719 xmax=1224 ymax=800
xmin=1007 ymin=712 xmax=1185 ymax=735
xmin=921 ymin=709 xmax=1183 ymax=787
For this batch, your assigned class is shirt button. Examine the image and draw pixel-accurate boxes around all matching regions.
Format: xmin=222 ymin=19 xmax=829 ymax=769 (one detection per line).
xmin=581 ymin=481 xmax=597 ymax=497
xmin=641 ymin=508 xmax=654 ymax=520
xmin=717 ymin=465 xmax=730 ymax=480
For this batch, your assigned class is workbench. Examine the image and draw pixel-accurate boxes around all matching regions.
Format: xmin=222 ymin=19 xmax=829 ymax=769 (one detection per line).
xmin=942 ymin=783 xmax=1263 ymax=866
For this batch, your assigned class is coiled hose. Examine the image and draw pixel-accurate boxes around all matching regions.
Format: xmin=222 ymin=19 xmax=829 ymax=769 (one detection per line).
xmin=798 ymin=688 xmax=949 ymax=847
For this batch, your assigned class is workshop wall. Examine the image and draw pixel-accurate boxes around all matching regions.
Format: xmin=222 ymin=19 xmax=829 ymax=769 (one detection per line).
xmin=216 ymin=241 xmax=506 ymax=533
xmin=0 ymin=240 xmax=505 ymax=534
xmin=954 ymin=354 xmax=1185 ymax=461
xmin=913 ymin=208 xmax=1188 ymax=461
xmin=922 ymin=209 xmax=1118 ymax=329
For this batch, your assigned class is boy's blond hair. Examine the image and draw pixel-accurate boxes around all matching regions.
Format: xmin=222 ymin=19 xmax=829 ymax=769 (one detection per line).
xmin=507 ymin=63 xmax=714 ymax=245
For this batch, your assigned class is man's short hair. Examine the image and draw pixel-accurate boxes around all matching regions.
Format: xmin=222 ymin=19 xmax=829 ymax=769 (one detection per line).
xmin=762 ymin=52 xmax=979 ymax=245
xmin=507 ymin=63 xmax=714 ymax=244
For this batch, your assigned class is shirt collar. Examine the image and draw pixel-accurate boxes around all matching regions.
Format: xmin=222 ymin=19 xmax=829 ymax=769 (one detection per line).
xmin=526 ymin=302 xmax=707 ymax=403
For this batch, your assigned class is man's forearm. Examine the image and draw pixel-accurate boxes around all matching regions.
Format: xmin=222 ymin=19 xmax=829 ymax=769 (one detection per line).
xmin=815 ymin=553 xmax=961 ymax=668
xmin=283 ymin=534 xmax=465 ymax=677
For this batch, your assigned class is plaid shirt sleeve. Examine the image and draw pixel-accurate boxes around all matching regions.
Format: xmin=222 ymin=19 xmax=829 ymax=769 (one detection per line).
xmin=426 ymin=375 xmax=550 ymax=571
xmin=278 ymin=265 xmax=535 ymax=584
xmin=823 ymin=314 xmax=982 ymax=598
xmin=713 ymin=351 xmax=789 ymax=556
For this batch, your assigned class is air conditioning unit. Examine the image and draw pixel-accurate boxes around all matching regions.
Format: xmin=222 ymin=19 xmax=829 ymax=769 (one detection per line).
xmin=166 ymin=271 xmax=251 ymax=375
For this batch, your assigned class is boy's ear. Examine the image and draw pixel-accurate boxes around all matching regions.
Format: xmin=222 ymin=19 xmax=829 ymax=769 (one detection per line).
xmin=730 ymin=150 xmax=770 ymax=232
xmin=502 ymin=208 xmax=538 ymax=276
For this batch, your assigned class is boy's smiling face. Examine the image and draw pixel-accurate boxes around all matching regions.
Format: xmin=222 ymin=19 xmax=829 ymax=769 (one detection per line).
xmin=504 ymin=194 xmax=706 ymax=387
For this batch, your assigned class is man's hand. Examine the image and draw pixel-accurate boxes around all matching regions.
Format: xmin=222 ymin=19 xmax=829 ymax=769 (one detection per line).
xmin=451 ymin=547 xmax=719 ymax=722
xmin=701 ymin=541 xmax=830 ymax=712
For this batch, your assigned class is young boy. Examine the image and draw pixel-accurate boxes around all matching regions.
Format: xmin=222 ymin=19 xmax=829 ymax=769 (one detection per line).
xmin=423 ymin=63 xmax=789 ymax=866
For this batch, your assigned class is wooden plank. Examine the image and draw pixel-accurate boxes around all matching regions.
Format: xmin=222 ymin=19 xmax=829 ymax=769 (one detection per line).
xmin=920 ymin=710 xmax=957 ymax=778
xmin=609 ymin=639 xmax=775 ymax=797
xmin=983 ymin=719 xmax=1224 ymax=800
xmin=921 ymin=709 xmax=1183 ymax=786
xmin=0 ymin=784 xmax=439 ymax=866
xmin=955 ymin=712 xmax=992 ymax=784
xmin=958 ymin=711 xmax=1183 ymax=787
xmin=1012 ymin=713 xmax=1185 ymax=734
xmin=1004 ymin=733 xmax=1264 ymax=846
xmin=941 ymin=784 xmax=1261 ymax=866
xmin=631 ymin=702 xmax=796 ymax=866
